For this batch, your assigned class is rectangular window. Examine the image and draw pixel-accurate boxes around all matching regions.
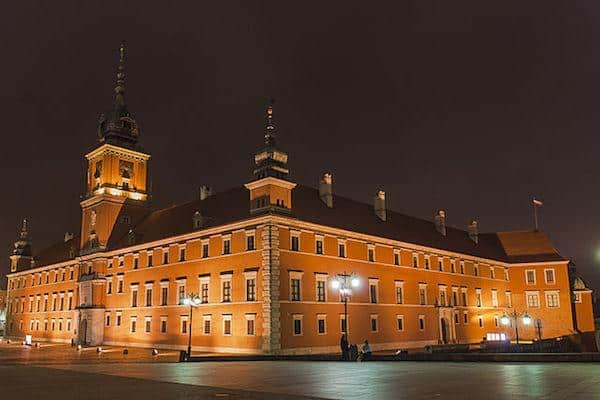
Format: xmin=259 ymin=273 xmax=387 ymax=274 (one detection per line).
xmin=395 ymin=283 xmax=404 ymax=304
xmin=526 ymin=270 xmax=536 ymax=285
xmin=145 ymin=317 xmax=151 ymax=333
xmin=545 ymin=269 xmax=555 ymax=284
xmin=370 ymin=315 xmax=378 ymax=332
xmin=413 ymin=254 xmax=419 ymax=268
xmin=546 ymin=292 xmax=559 ymax=308
xmin=317 ymin=315 xmax=327 ymax=334
xmin=146 ymin=287 xmax=153 ymax=307
xmin=396 ymin=315 xmax=404 ymax=331
xmin=438 ymin=258 xmax=443 ymax=271
xmin=223 ymin=315 xmax=232 ymax=336
xmin=107 ymin=280 xmax=113 ymax=294
xmin=161 ymin=286 xmax=168 ymax=306
xmin=222 ymin=280 xmax=232 ymax=302
xmin=490 ymin=267 xmax=496 ymax=279
xmin=180 ymin=316 xmax=188 ymax=334
xmin=291 ymin=279 xmax=301 ymax=301
xmin=116 ymin=312 xmax=122 ymax=326
xmin=527 ymin=292 xmax=540 ymax=308
xmin=492 ymin=290 xmax=498 ymax=308
xmin=418 ymin=315 xmax=425 ymax=331
xmin=293 ymin=315 xmax=303 ymax=336
xmin=163 ymin=249 xmax=169 ymax=264
xmin=504 ymin=268 xmax=510 ymax=281
xmin=424 ymin=256 xmax=430 ymax=270
xmin=200 ymin=281 xmax=209 ymax=303
xmin=131 ymin=288 xmax=138 ymax=307
xmin=506 ymin=291 xmax=512 ymax=308
xmin=105 ymin=313 xmax=111 ymax=327
xmin=118 ymin=256 xmax=124 ymax=268
xmin=246 ymin=278 xmax=256 ymax=301
xmin=67 ymin=319 xmax=72 ymax=331
xmin=368 ymin=246 xmax=375 ymax=262
xmin=452 ymin=289 xmax=458 ymax=306
xmin=316 ymin=280 xmax=326 ymax=302
xmin=246 ymin=314 xmax=256 ymax=336
xmin=439 ymin=288 xmax=447 ymax=306
xmin=419 ymin=285 xmax=427 ymax=305
xmin=454 ymin=312 xmax=459 ymax=324
xmin=118 ymin=278 xmax=124 ymax=293
xmin=473 ymin=264 xmax=479 ymax=276
xmin=476 ymin=290 xmax=482 ymax=307
xmin=222 ymin=238 xmax=231 ymax=255
xmin=369 ymin=283 xmax=378 ymax=304
xmin=461 ymin=289 xmax=467 ymax=306
xmin=202 ymin=242 xmax=209 ymax=258
xmin=338 ymin=242 xmax=346 ymax=258
xmin=147 ymin=253 xmax=153 ymax=267
xmin=478 ymin=316 xmax=483 ymax=328
xmin=160 ymin=317 xmax=167 ymax=333
xmin=463 ymin=312 xmax=468 ymax=324
xmin=133 ymin=256 xmax=139 ymax=270
xmin=130 ymin=318 xmax=137 ymax=333
xmin=394 ymin=251 xmax=400 ymax=266
xmin=246 ymin=234 xmax=255 ymax=251
xmin=178 ymin=284 xmax=186 ymax=304
xmin=179 ymin=247 xmax=186 ymax=262
xmin=203 ymin=315 xmax=211 ymax=335
xmin=316 ymin=238 xmax=324 ymax=255
xmin=291 ymin=234 xmax=299 ymax=251
xmin=460 ymin=261 xmax=465 ymax=274
xmin=451 ymin=260 xmax=456 ymax=273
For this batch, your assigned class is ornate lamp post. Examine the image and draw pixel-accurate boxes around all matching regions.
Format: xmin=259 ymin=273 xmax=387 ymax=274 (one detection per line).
xmin=183 ymin=293 xmax=201 ymax=360
xmin=331 ymin=272 xmax=360 ymax=343
xmin=500 ymin=310 xmax=532 ymax=345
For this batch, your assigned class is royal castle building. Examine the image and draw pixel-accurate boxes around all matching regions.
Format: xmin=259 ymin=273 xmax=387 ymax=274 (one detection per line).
xmin=4 ymin=45 xmax=595 ymax=354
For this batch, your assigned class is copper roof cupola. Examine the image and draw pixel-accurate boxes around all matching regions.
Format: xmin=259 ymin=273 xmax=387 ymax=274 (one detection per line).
xmin=252 ymin=100 xmax=290 ymax=180
xmin=97 ymin=42 xmax=141 ymax=150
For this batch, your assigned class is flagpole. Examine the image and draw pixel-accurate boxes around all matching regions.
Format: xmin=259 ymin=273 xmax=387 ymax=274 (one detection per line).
xmin=534 ymin=202 xmax=538 ymax=230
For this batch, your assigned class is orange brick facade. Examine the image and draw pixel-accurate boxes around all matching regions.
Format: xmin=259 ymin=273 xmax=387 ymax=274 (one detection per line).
xmin=3 ymin=45 xmax=595 ymax=354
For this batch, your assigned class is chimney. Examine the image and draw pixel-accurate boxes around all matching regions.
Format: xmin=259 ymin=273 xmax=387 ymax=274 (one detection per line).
xmin=64 ymin=232 xmax=74 ymax=242
xmin=319 ymin=173 xmax=333 ymax=208
xmin=435 ymin=210 xmax=446 ymax=236
xmin=374 ymin=190 xmax=386 ymax=221
xmin=199 ymin=185 xmax=214 ymax=201
xmin=468 ymin=220 xmax=479 ymax=244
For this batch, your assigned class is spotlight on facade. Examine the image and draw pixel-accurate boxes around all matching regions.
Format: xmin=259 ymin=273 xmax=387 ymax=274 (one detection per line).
xmin=331 ymin=279 xmax=340 ymax=289
xmin=500 ymin=315 xmax=510 ymax=326
xmin=522 ymin=314 xmax=532 ymax=325
xmin=77 ymin=344 xmax=82 ymax=351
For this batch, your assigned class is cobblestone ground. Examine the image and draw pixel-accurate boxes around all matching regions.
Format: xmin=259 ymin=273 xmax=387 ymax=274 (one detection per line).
xmin=2 ymin=343 xmax=600 ymax=399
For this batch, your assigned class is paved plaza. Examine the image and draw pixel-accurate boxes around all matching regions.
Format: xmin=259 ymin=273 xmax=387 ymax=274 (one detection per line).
xmin=1 ymin=343 xmax=600 ymax=399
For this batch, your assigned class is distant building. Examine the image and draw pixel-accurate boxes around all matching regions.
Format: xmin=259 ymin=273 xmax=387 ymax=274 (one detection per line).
xmin=4 ymin=45 xmax=594 ymax=354
xmin=0 ymin=289 xmax=6 ymax=336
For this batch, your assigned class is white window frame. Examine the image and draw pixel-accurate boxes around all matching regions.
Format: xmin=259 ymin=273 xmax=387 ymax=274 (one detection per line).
xmin=222 ymin=234 xmax=232 ymax=255
xmin=393 ymin=249 xmax=401 ymax=266
xmin=367 ymin=244 xmax=375 ymax=262
xmin=245 ymin=230 xmax=256 ymax=251
xmin=116 ymin=311 xmax=122 ymax=326
xmin=526 ymin=291 xmax=540 ymax=308
xmin=180 ymin=315 xmax=189 ymax=334
xmin=245 ymin=313 xmax=256 ymax=336
xmin=160 ymin=280 xmax=169 ymax=306
xmin=370 ymin=314 xmax=379 ymax=333
xmin=368 ymin=278 xmax=379 ymax=304
xmin=292 ymin=314 xmax=303 ymax=336
xmin=160 ymin=316 xmax=168 ymax=334
xmin=315 ymin=234 xmax=324 ymax=255
xmin=220 ymin=274 xmax=233 ymax=302
xmin=475 ymin=288 xmax=482 ymax=307
xmin=317 ymin=314 xmax=327 ymax=335
xmin=395 ymin=281 xmax=404 ymax=304
xmin=418 ymin=315 xmax=425 ymax=331
xmin=176 ymin=278 xmax=187 ymax=304
xmin=338 ymin=239 xmax=346 ymax=258
xmin=222 ymin=314 xmax=232 ymax=336
xmin=544 ymin=268 xmax=556 ymax=285
xmin=506 ymin=291 xmax=512 ymax=308
xmin=438 ymin=285 xmax=447 ymax=306
xmin=244 ymin=271 xmax=258 ymax=302
xmin=424 ymin=254 xmax=430 ymax=269
xmin=144 ymin=316 xmax=152 ymax=334
xmin=419 ymin=283 xmax=428 ymax=305
xmin=396 ymin=314 xmax=405 ymax=331
xmin=202 ymin=314 xmax=211 ymax=335
xmin=130 ymin=316 xmax=137 ymax=333
xmin=290 ymin=230 xmax=300 ymax=251
xmin=525 ymin=269 xmax=536 ymax=285
xmin=545 ymin=290 xmax=560 ymax=308
xmin=491 ymin=289 xmax=498 ymax=308
xmin=198 ymin=276 xmax=210 ymax=303
xmin=289 ymin=271 xmax=304 ymax=301
xmin=315 ymin=273 xmax=328 ymax=302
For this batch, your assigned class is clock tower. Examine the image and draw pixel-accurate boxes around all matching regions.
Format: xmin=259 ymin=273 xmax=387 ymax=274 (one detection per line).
xmin=80 ymin=43 xmax=151 ymax=254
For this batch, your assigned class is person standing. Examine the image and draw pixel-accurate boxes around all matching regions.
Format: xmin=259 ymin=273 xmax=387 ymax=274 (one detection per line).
xmin=340 ymin=334 xmax=349 ymax=361
xmin=361 ymin=340 xmax=372 ymax=361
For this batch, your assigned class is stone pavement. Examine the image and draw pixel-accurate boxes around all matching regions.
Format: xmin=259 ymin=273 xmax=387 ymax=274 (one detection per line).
xmin=48 ymin=361 xmax=600 ymax=399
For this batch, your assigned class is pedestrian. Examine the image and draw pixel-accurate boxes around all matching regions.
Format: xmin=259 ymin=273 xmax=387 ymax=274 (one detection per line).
xmin=361 ymin=340 xmax=372 ymax=361
xmin=340 ymin=334 xmax=349 ymax=361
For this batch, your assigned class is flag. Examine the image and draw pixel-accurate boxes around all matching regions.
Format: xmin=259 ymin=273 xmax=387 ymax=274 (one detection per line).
xmin=533 ymin=198 xmax=543 ymax=206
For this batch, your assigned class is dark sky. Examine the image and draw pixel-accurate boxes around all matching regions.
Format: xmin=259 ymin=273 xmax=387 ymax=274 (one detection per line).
xmin=2 ymin=1 xmax=600 ymax=290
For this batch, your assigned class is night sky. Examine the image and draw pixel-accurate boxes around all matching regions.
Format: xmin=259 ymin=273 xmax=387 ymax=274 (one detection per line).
xmin=2 ymin=2 xmax=599 ymax=291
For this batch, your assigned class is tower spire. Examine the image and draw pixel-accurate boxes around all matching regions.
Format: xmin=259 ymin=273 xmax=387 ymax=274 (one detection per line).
xmin=19 ymin=218 xmax=28 ymax=240
xmin=264 ymin=99 xmax=276 ymax=148
xmin=114 ymin=42 xmax=126 ymax=110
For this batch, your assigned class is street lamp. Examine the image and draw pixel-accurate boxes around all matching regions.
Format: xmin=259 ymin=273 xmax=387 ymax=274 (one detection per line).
xmin=183 ymin=293 xmax=202 ymax=360
xmin=331 ymin=272 xmax=360 ymax=343
xmin=500 ymin=310 xmax=532 ymax=345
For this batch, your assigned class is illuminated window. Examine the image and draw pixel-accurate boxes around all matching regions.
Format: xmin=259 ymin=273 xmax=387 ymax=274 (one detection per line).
xmin=245 ymin=314 xmax=256 ymax=336
xmin=526 ymin=291 xmax=540 ymax=308
xmin=245 ymin=272 xmax=256 ymax=302
xmin=545 ymin=291 xmax=559 ymax=308
xmin=222 ymin=236 xmax=231 ymax=255
xmin=544 ymin=269 xmax=555 ymax=284
xmin=396 ymin=315 xmax=404 ymax=331
xmin=525 ymin=270 xmax=536 ymax=285
xmin=338 ymin=240 xmax=346 ymax=258
xmin=293 ymin=314 xmax=303 ymax=336
xmin=316 ymin=236 xmax=324 ymax=255
xmin=203 ymin=315 xmax=211 ymax=335
xmin=246 ymin=232 xmax=255 ymax=251
xmin=368 ymin=245 xmax=375 ymax=262
xmin=202 ymin=240 xmax=209 ymax=258
xmin=222 ymin=314 xmax=232 ymax=336
xmin=160 ymin=316 xmax=167 ymax=334
xmin=317 ymin=314 xmax=327 ymax=334
xmin=369 ymin=279 xmax=379 ymax=303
